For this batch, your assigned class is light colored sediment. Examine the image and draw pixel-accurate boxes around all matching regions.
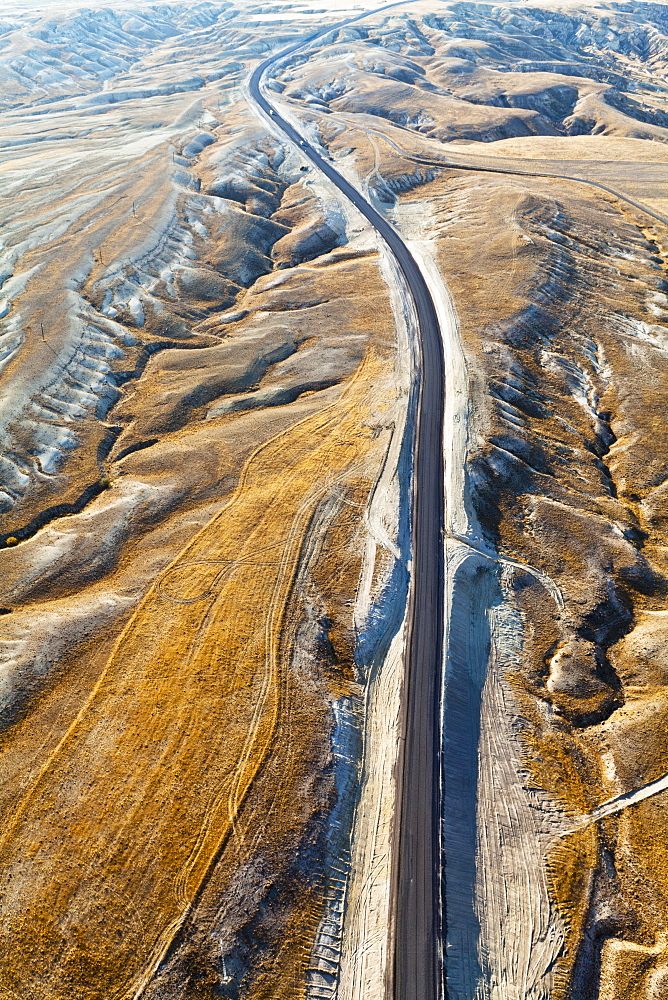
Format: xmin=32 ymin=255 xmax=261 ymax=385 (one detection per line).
xmin=402 ymin=237 xmax=470 ymax=538
xmin=312 ymin=70 xmax=574 ymax=999
xmin=336 ymin=247 xmax=416 ymax=1000
xmin=252 ymin=54 xmax=420 ymax=1000
xmin=476 ymin=572 xmax=569 ymax=1000
xmin=403 ymin=221 xmax=568 ymax=999
xmin=0 ymin=6 xmax=414 ymax=993
xmin=336 ymin=623 xmax=406 ymax=1000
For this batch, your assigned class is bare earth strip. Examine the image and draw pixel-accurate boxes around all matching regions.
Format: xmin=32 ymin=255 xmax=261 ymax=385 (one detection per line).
xmin=337 ymin=248 xmax=415 ymax=1000
xmin=476 ymin=584 xmax=568 ymax=1000
xmin=0 ymin=347 xmax=386 ymax=1000
xmin=396 ymin=176 xmax=572 ymax=997
xmin=573 ymin=772 xmax=668 ymax=828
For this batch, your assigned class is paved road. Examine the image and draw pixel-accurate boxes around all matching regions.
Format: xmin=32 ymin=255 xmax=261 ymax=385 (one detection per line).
xmin=249 ymin=16 xmax=445 ymax=1000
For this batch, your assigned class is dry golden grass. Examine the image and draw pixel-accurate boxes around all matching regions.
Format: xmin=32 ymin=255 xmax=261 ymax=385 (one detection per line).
xmin=446 ymin=135 xmax=668 ymax=164
xmin=0 ymin=345 xmax=388 ymax=1000
xmin=598 ymin=937 xmax=668 ymax=999
xmin=548 ymin=825 xmax=599 ymax=1000
xmin=409 ymin=156 xmax=668 ymax=994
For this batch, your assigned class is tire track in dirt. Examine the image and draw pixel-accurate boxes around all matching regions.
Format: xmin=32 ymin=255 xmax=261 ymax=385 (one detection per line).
xmin=0 ymin=348 xmax=387 ymax=1000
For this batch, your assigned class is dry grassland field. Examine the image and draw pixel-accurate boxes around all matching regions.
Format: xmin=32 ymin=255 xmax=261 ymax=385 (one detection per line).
xmin=2 ymin=0 xmax=668 ymax=997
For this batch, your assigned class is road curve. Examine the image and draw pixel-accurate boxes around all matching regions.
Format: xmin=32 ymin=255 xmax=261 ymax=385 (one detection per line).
xmin=249 ymin=15 xmax=446 ymax=1000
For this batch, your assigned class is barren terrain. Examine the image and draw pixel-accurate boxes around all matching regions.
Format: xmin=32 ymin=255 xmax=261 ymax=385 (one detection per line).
xmin=2 ymin=0 xmax=668 ymax=998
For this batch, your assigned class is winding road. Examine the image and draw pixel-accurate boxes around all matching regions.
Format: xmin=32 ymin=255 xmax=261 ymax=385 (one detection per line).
xmin=250 ymin=12 xmax=447 ymax=1000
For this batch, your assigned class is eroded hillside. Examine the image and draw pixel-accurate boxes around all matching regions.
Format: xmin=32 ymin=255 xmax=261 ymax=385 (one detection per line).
xmin=266 ymin=1 xmax=668 ymax=996
xmin=0 ymin=3 xmax=415 ymax=997
xmin=2 ymin=0 xmax=668 ymax=998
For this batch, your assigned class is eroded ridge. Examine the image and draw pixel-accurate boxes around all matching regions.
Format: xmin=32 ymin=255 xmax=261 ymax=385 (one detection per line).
xmin=4 ymin=0 xmax=668 ymax=996
xmin=0 ymin=344 xmax=393 ymax=1000
xmin=261 ymin=2 xmax=668 ymax=996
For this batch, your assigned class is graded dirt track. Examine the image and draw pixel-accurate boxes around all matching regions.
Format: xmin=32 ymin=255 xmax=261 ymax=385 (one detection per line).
xmin=250 ymin=13 xmax=447 ymax=1000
